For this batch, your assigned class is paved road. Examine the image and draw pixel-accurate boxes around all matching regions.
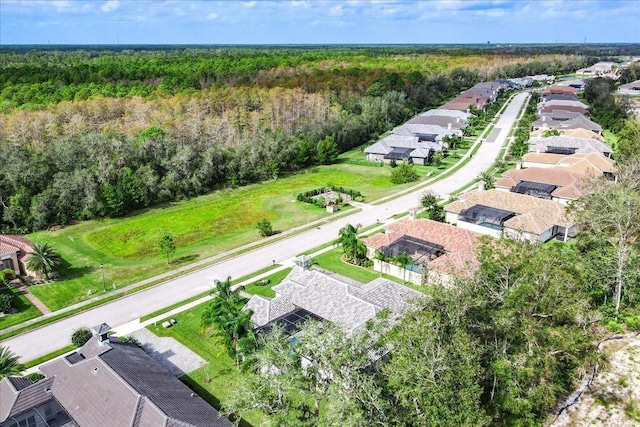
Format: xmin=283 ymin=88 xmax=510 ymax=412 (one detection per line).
xmin=2 ymin=92 xmax=529 ymax=362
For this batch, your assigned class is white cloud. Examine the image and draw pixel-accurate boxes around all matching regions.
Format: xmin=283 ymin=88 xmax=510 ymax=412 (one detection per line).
xmin=205 ymin=12 xmax=219 ymax=20
xmin=243 ymin=1 xmax=257 ymax=7
xmin=330 ymin=5 xmax=343 ymax=16
xmin=101 ymin=0 xmax=119 ymax=13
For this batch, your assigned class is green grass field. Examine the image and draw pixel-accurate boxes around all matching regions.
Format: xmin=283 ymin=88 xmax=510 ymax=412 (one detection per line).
xmin=149 ymin=304 xmax=266 ymax=426
xmin=25 ymin=143 xmax=460 ymax=312
xmin=26 ymin=155 xmax=412 ymax=311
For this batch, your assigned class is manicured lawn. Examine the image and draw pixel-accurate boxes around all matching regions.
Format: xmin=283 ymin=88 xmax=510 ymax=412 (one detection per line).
xmin=0 ymin=286 xmax=43 ymax=331
xmin=241 ymin=268 xmax=292 ymax=298
xmin=149 ymin=304 xmax=266 ymax=426
xmin=313 ymin=247 xmax=403 ymax=285
xmin=603 ymin=130 xmax=618 ymax=149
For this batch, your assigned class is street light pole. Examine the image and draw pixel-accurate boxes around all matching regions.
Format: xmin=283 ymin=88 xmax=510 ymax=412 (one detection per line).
xmin=100 ymin=264 xmax=106 ymax=292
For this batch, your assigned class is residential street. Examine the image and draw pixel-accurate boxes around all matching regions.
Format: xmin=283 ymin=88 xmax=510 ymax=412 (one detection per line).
xmin=2 ymin=92 xmax=529 ymax=362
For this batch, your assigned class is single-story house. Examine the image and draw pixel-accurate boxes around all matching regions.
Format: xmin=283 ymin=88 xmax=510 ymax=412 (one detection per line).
xmin=419 ymin=109 xmax=472 ymax=121
xmin=533 ymin=115 xmax=603 ymax=134
xmin=508 ymin=77 xmax=535 ymax=88
xmin=0 ymin=235 xmax=35 ymax=276
xmin=539 ymin=104 xmax=588 ymax=116
xmin=529 ymin=128 xmax=604 ymax=141
xmin=391 ymin=123 xmax=461 ymax=142
xmin=444 ymin=189 xmax=577 ymax=242
xmin=439 ymin=93 xmax=490 ymax=111
xmin=362 ymin=217 xmax=482 ymax=285
xmin=617 ymin=79 xmax=640 ymax=95
xmin=495 ymin=166 xmax=590 ymax=205
xmin=1 ymin=324 xmax=232 ymax=427
xmin=244 ymin=266 xmax=421 ymax=333
xmin=542 ymin=93 xmax=580 ymax=102
xmin=528 ymin=135 xmax=612 ymax=158
xmin=536 ymin=110 xmax=583 ymax=122
xmin=543 ymin=85 xmax=578 ymax=97
xmin=365 ymin=134 xmax=441 ymax=165
xmin=405 ymin=113 xmax=468 ymax=130
xmin=577 ymin=62 xmax=616 ymax=75
xmin=522 ymin=152 xmax=615 ymax=176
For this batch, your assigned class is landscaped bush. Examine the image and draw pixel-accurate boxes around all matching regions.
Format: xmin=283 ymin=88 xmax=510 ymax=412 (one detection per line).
xmin=296 ymin=185 xmax=363 ymax=206
xmin=71 ymin=327 xmax=93 ymax=347
xmin=390 ymin=162 xmax=419 ymax=184
xmin=0 ymin=293 xmax=13 ymax=313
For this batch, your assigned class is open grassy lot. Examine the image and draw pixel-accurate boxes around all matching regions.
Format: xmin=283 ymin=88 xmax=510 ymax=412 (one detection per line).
xmin=26 ymin=142 xmax=453 ymax=312
xmin=149 ymin=304 xmax=266 ymax=427
xmin=0 ymin=286 xmax=42 ymax=330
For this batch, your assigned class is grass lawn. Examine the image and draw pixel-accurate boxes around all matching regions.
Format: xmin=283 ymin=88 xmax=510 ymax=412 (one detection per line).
xmin=149 ymin=304 xmax=266 ymax=426
xmin=0 ymin=286 xmax=43 ymax=331
xmin=603 ymin=130 xmax=618 ymax=149
xmin=313 ymin=247 xmax=401 ymax=285
xmin=241 ymin=268 xmax=293 ymax=298
xmin=27 ymin=156 xmax=417 ymax=311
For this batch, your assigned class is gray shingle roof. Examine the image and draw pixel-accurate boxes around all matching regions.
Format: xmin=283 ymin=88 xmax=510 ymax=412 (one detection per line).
xmin=38 ymin=338 xmax=232 ymax=427
xmin=0 ymin=377 xmax=55 ymax=421
xmin=245 ymin=267 xmax=421 ymax=332
xmin=420 ymin=109 xmax=472 ymax=120
xmin=364 ymin=134 xmax=441 ymax=158
xmin=528 ymin=136 xmax=612 ymax=156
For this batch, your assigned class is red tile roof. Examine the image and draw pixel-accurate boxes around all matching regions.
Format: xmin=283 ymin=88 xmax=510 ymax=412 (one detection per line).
xmin=363 ymin=218 xmax=482 ymax=274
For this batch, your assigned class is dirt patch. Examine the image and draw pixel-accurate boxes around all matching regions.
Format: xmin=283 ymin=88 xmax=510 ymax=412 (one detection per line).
xmin=549 ymin=333 xmax=640 ymax=427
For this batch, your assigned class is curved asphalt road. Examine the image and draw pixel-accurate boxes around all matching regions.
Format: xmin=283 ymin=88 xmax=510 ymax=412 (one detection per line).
xmin=3 ymin=92 xmax=529 ymax=361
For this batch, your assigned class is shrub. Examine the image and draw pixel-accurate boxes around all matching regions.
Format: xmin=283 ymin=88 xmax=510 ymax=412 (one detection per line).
xmin=71 ymin=327 xmax=93 ymax=347
xmin=0 ymin=293 xmax=13 ymax=313
xmin=390 ymin=162 xmax=419 ymax=184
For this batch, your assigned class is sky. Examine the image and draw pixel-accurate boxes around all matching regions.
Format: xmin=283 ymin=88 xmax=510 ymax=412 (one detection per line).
xmin=0 ymin=0 xmax=638 ymax=45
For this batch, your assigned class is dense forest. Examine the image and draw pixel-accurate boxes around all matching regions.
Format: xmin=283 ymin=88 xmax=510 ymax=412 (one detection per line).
xmin=0 ymin=47 xmax=590 ymax=232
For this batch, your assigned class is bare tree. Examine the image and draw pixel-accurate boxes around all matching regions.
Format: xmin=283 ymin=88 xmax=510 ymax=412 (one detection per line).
xmin=570 ymin=157 xmax=640 ymax=315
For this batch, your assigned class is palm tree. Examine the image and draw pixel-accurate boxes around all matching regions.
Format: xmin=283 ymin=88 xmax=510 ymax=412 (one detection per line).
xmin=394 ymin=251 xmax=413 ymax=284
xmin=26 ymin=242 xmax=62 ymax=280
xmin=477 ymin=171 xmax=496 ymax=190
xmin=336 ymin=223 xmax=365 ymax=264
xmin=374 ymin=250 xmax=387 ymax=276
xmin=0 ymin=345 xmax=23 ymax=379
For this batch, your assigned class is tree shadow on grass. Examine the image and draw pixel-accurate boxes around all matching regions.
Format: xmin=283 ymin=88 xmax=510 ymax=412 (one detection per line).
xmin=170 ymin=254 xmax=200 ymax=265
xmin=180 ymin=375 xmax=254 ymax=427
xmin=56 ymin=259 xmax=96 ymax=281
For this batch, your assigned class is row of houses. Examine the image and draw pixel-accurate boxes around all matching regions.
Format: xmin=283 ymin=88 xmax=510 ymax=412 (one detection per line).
xmin=243 ymin=80 xmax=611 ymax=338
xmin=364 ymin=76 xmax=550 ymax=166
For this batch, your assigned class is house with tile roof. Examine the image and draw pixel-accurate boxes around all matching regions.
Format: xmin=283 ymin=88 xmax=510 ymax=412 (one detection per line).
xmin=391 ymin=123 xmax=462 ymax=141
xmin=0 ymin=235 xmax=35 ymax=277
xmin=617 ymin=79 xmax=640 ymax=95
xmin=405 ymin=113 xmax=468 ymax=130
xmin=495 ymin=166 xmax=589 ymax=205
xmin=362 ymin=217 xmax=483 ymax=285
xmin=419 ymin=109 xmax=472 ymax=121
xmin=244 ymin=266 xmax=421 ymax=332
xmin=528 ymin=135 xmax=612 ymax=157
xmin=1 ymin=325 xmax=232 ymax=427
xmin=364 ymin=134 xmax=442 ymax=165
xmin=529 ymin=128 xmax=604 ymax=141
xmin=543 ymin=85 xmax=578 ymax=97
xmin=533 ymin=114 xmax=603 ymax=134
xmin=521 ymin=152 xmax=615 ymax=175
xmin=444 ymin=189 xmax=577 ymax=242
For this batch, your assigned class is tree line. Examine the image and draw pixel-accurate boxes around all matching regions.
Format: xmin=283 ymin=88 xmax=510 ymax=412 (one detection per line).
xmin=0 ymin=52 xmax=586 ymax=232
